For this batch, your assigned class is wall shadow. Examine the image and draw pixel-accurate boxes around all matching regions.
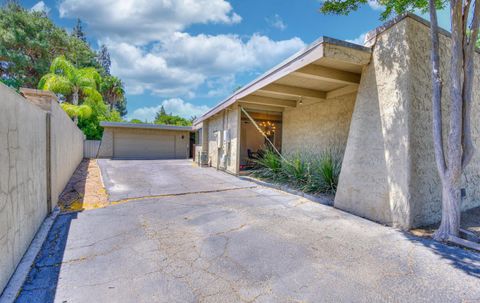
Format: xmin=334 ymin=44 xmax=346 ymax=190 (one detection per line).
xmin=14 ymin=213 xmax=77 ymax=303
xmin=58 ymin=159 xmax=91 ymax=212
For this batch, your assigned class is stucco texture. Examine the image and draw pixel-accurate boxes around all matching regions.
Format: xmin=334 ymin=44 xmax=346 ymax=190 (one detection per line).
xmin=0 ymin=85 xmax=84 ymax=293
xmin=282 ymin=93 xmax=356 ymax=156
xmin=407 ymin=18 xmax=480 ymax=226
xmin=207 ymin=105 xmax=240 ymax=174
xmin=0 ymin=84 xmax=48 ymax=292
xmin=335 ymin=16 xmax=480 ymax=229
xmin=50 ymin=98 xmax=85 ymax=208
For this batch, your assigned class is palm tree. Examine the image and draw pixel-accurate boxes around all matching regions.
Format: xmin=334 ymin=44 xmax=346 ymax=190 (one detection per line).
xmin=100 ymin=75 xmax=125 ymax=110
xmin=38 ymin=55 xmax=102 ymax=123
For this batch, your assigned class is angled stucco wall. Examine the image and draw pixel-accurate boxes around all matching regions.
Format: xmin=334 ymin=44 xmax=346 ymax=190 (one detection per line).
xmin=335 ymin=16 xmax=480 ymax=229
xmin=1 ymin=85 xmax=84 ymax=293
xmin=98 ymin=128 xmax=114 ymax=158
xmin=335 ymin=18 xmax=412 ymax=228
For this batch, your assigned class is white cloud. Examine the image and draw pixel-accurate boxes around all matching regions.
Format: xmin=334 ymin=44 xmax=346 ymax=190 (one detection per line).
xmin=347 ymin=32 xmax=367 ymax=45
xmin=128 ymin=98 xmax=210 ymax=122
xmin=108 ymin=33 xmax=305 ymax=97
xmin=59 ymin=0 xmax=305 ymax=102
xmin=367 ymin=0 xmax=384 ymax=10
xmin=31 ymin=1 xmax=50 ymax=14
xmin=59 ymin=0 xmax=242 ymax=43
xmin=267 ymin=14 xmax=287 ymax=31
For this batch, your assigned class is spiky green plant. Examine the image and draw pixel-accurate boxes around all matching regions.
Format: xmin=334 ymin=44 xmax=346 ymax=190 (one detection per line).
xmin=281 ymin=153 xmax=308 ymax=188
xmin=252 ymin=146 xmax=343 ymax=195
xmin=252 ymin=148 xmax=283 ymax=181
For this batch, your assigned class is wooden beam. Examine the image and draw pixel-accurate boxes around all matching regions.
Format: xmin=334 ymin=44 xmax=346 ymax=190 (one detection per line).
xmin=326 ymin=84 xmax=359 ymax=99
xmin=258 ymin=83 xmax=326 ymax=100
xmin=293 ymin=65 xmax=361 ymax=85
xmin=238 ymin=102 xmax=285 ymax=113
xmin=239 ymin=95 xmax=297 ymax=108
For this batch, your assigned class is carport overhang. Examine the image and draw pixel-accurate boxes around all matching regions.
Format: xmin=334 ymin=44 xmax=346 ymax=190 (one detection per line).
xmin=195 ymin=36 xmax=372 ymax=123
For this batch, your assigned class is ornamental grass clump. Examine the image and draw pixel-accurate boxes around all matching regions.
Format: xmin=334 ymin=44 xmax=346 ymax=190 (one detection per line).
xmin=253 ymin=146 xmax=343 ymax=195
xmin=252 ymin=148 xmax=284 ymax=181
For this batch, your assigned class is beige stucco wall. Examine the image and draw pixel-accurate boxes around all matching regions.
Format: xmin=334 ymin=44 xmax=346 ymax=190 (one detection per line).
xmin=207 ymin=105 xmax=240 ymax=174
xmin=282 ymin=93 xmax=356 ymax=156
xmin=407 ymin=18 xmax=480 ymax=226
xmin=0 ymin=85 xmax=84 ymax=293
xmin=335 ymin=16 xmax=480 ymax=229
xmin=98 ymin=127 xmax=190 ymax=159
xmin=98 ymin=127 xmax=114 ymax=158
xmin=50 ymin=99 xmax=85 ymax=208
xmin=0 ymin=84 xmax=48 ymax=292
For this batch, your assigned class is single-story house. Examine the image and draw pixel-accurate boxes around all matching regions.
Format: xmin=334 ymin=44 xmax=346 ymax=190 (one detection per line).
xmin=192 ymin=13 xmax=480 ymax=230
xmin=98 ymin=122 xmax=193 ymax=159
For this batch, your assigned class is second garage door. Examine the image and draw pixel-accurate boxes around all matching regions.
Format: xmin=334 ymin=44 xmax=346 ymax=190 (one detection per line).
xmin=114 ymin=131 xmax=176 ymax=159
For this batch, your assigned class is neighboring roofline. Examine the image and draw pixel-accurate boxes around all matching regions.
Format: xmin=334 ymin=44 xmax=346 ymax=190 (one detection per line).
xmin=194 ymin=36 xmax=371 ymax=124
xmin=100 ymin=121 xmax=193 ymax=131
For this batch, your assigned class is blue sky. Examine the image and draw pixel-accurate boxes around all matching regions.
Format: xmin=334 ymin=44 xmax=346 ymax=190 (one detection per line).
xmin=24 ymin=0 xmax=450 ymax=122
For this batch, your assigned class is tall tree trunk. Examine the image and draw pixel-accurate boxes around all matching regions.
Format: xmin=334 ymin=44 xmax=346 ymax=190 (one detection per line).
xmin=431 ymin=0 xmax=480 ymax=241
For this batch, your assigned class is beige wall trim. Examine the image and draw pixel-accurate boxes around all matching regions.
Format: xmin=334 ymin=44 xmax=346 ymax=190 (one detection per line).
xmin=326 ymin=85 xmax=359 ymax=99
xmin=239 ymin=95 xmax=297 ymax=108
xmin=258 ymin=83 xmax=327 ymax=100
xmin=292 ymin=65 xmax=361 ymax=85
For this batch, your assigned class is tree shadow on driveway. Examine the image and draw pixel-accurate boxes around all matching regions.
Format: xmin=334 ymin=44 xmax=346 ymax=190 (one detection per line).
xmin=15 ymin=213 xmax=77 ymax=303
xmin=402 ymin=232 xmax=480 ymax=279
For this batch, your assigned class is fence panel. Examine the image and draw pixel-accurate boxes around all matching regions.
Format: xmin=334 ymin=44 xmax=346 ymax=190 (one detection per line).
xmin=84 ymin=140 xmax=101 ymax=158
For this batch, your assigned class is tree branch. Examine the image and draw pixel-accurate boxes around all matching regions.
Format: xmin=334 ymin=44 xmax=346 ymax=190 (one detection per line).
xmin=462 ymin=0 xmax=480 ymax=169
xmin=429 ymin=0 xmax=447 ymax=177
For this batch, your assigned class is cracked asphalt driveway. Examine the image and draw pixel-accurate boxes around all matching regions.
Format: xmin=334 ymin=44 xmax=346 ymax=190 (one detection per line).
xmin=16 ymin=160 xmax=480 ymax=303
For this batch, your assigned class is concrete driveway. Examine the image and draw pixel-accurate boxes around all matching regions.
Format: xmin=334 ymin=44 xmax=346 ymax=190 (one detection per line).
xmin=16 ymin=160 xmax=480 ymax=303
xmin=97 ymin=159 xmax=255 ymax=201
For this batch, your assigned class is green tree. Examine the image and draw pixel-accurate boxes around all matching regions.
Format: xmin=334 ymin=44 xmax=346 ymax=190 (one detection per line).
xmin=97 ymin=44 xmax=111 ymax=75
xmin=0 ymin=2 xmax=70 ymax=88
xmin=129 ymin=119 xmax=144 ymax=124
xmin=154 ymin=106 xmax=192 ymax=126
xmin=115 ymin=98 xmax=128 ymax=117
xmin=71 ymin=18 xmax=87 ymax=43
xmin=66 ymin=36 xmax=99 ymax=69
xmin=320 ymin=0 xmax=480 ymax=241
xmin=0 ymin=3 xmax=98 ymax=88
xmin=100 ymin=75 xmax=125 ymax=110
xmin=38 ymin=55 xmax=102 ymax=123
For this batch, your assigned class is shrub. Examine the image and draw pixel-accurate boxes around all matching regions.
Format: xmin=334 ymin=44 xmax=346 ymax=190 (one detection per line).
xmin=252 ymin=146 xmax=343 ymax=195
xmin=252 ymin=148 xmax=283 ymax=181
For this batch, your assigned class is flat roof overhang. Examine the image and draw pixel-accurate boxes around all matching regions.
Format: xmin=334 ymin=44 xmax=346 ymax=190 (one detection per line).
xmin=100 ymin=121 xmax=193 ymax=132
xmin=196 ymin=36 xmax=372 ymax=123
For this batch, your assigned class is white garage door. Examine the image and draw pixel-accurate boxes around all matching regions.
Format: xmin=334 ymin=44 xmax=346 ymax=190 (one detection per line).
xmin=114 ymin=131 xmax=176 ymax=159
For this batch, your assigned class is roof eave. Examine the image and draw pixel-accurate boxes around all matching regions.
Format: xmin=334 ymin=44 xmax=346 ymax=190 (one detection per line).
xmin=194 ymin=36 xmax=371 ymax=124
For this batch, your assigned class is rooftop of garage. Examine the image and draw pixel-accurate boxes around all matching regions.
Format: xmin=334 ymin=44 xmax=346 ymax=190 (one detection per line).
xmin=100 ymin=121 xmax=193 ymax=132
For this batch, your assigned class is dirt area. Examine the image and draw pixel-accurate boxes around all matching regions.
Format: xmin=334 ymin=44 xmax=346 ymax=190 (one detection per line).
xmin=411 ymin=206 xmax=480 ymax=240
xmin=58 ymin=159 xmax=109 ymax=212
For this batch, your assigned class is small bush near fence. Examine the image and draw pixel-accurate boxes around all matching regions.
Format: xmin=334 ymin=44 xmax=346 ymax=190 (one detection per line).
xmin=252 ymin=147 xmax=342 ymax=195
